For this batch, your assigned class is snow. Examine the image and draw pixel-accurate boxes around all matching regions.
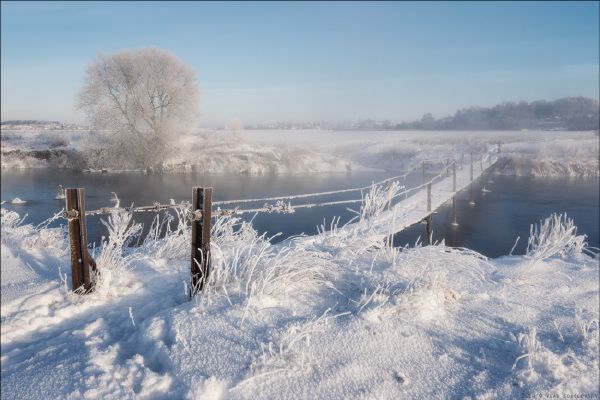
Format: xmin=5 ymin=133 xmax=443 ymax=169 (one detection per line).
xmin=1 ymin=190 xmax=598 ymax=399
xmin=2 ymin=129 xmax=598 ymax=177
xmin=1 ymin=128 xmax=598 ymax=398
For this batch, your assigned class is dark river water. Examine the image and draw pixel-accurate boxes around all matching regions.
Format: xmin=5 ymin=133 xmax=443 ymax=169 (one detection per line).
xmin=1 ymin=168 xmax=598 ymax=258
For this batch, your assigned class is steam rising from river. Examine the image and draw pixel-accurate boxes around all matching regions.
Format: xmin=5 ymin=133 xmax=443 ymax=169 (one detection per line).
xmin=1 ymin=129 xmax=598 ymax=177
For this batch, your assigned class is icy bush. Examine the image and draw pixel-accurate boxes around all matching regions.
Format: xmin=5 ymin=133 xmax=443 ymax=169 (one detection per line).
xmin=0 ymin=208 xmax=27 ymax=233
xmin=526 ymin=213 xmax=589 ymax=261
xmin=94 ymin=210 xmax=143 ymax=297
xmin=196 ymin=215 xmax=339 ymax=310
xmin=141 ymin=205 xmax=190 ymax=260
xmin=359 ymin=180 xmax=403 ymax=230
xmin=1 ymin=208 xmax=67 ymax=254
xmin=575 ymin=309 xmax=599 ymax=343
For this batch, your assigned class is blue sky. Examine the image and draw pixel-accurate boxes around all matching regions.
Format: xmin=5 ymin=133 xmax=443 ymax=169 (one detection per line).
xmin=1 ymin=1 xmax=598 ymax=126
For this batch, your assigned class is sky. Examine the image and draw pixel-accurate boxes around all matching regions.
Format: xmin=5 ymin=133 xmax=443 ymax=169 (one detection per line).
xmin=1 ymin=1 xmax=599 ymax=127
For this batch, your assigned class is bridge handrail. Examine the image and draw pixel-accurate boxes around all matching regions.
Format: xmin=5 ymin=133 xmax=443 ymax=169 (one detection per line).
xmin=79 ymin=149 xmax=497 ymax=218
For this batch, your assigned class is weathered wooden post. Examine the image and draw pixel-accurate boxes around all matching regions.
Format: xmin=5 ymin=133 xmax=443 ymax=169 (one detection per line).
xmin=452 ymin=197 xmax=459 ymax=227
xmin=453 ymin=162 xmax=456 ymax=192
xmin=427 ymin=182 xmax=432 ymax=212
xmin=191 ymin=187 xmax=212 ymax=295
xmin=470 ymin=153 xmax=474 ymax=182
xmin=469 ymin=154 xmax=475 ymax=206
xmin=423 ymin=182 xmax=433 ymax=244
xmin=65 ymin=188 xmax=96 ymax=293
xmin=425 ymin=215 xmax=433 ymax=245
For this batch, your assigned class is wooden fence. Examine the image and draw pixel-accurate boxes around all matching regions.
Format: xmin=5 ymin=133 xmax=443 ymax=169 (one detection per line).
xmin=64 ymin=186 xmax=213 ymax=296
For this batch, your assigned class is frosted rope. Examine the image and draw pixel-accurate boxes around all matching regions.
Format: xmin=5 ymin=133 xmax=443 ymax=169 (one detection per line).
xmin=212 ymin=160 xmax=424 ymax=206
xmin=226 ymin=198 xmax=364 ymax=216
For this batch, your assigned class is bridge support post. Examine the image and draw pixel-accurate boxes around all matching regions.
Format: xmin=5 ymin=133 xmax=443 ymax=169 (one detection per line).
xmin=453 ymin=163 xmax=456 ymax=192
xmin=470 ymin=153 xmax=474 ymax=182
xmin=452 ymin=197 xmax=459 ymax=227
xmin=425 ymin=215 xmax=433 ymax=245
xmin=427 ymin=182 xmax=432 ymax=212
xmin=191 ymin=187 xmax=212 ymax=296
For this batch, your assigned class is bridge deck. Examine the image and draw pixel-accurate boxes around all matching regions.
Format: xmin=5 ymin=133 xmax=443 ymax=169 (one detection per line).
xmin=329 ymin=151 xmax=499 ymax=242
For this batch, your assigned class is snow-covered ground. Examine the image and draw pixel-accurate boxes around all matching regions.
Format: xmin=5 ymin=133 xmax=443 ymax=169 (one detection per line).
xmin=1 ymin=194 xmax=598 ymax=398
xmin=1 ymin=128 xmax=598 ymax=398
xmin=2 ymin=129 xmax=598 ymax=177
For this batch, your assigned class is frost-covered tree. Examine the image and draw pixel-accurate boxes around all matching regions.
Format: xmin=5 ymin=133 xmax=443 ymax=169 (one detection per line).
xmin=77 ymin=48 xmax=200 ymax=168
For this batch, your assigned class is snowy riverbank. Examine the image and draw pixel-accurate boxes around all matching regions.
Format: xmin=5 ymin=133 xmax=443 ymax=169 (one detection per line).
xmin=2 ymin=129 xmax=598 ymax=177
xmin=1 ymin=202 xmax=598 ymax=398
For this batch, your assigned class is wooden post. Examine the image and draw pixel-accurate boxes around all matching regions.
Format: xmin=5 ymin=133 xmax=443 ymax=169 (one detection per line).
xmin=425 ymin=215 xmax=433 ymax=245
xmin=470 ymin=153 xmax=474 ymax=182
xmin=427 ymin=182 xmax=432 ymax=212
xmin=452 ymin=196 xmax=459 ymax=227
xmin=65 ymin=188 xmax=95 ymax=293
xmin=191 ymin=187 xmax=212 ymax=295
xmin=453 ymin=162 xmax=456 ymax=192
xmin=498 ymin=141 xmax=501 ymax=154
xmin=468 ymin=154 xmax=476 ymax=206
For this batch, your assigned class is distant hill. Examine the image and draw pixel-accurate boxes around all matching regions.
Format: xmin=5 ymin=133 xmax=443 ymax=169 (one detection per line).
xmin=396 ymin=97 xmax=599 ymax=131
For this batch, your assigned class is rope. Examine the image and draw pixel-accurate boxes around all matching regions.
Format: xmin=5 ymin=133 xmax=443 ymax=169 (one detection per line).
xmin=227 ymin=198 xmax=364 ymax=215
xmin=85 ymin=203 xmax=189 ymax=217
xmin=216 ymin=160 xmax=462 ymax=216
xmin=211 ymin=160 xmax=424 ymax=206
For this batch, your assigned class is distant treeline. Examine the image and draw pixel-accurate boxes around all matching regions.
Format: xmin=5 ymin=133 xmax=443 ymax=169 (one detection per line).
xmin=394 ymin=97 xmax=599 ymax=131
xmin=0 ymin=120 xmax=61 ymax=125
xmin=247 ymin=97 xmax=599 ymax=131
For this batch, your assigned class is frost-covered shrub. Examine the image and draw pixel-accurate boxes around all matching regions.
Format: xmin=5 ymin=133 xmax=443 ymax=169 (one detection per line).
xmin=360 ymin=180 xmax=403 ymax=229
xmin=526 ymin=213 xmax=589 ymax=261
xmin=94 ymin=210 xmax=142 ymax=297
xmin=196 ymin=215 xmax=338 ymax=309
xmin=141 ymin=206 xmax=190 ymax=260
xmin=0 ymin=208 xmax=27 ymax=233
